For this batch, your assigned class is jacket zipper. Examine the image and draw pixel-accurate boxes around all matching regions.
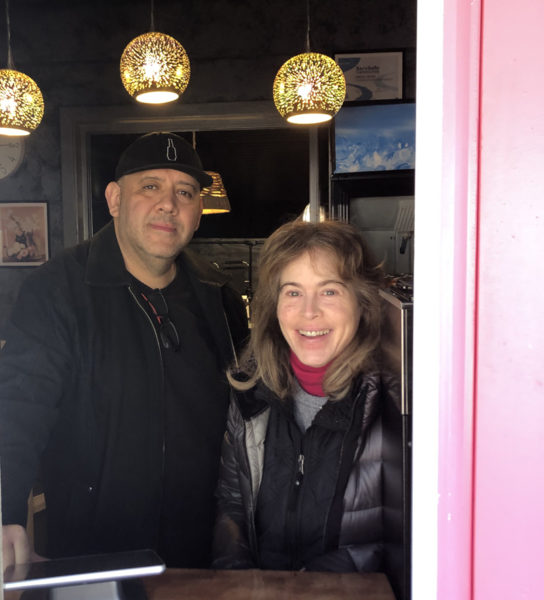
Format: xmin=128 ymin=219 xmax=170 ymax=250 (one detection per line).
xmin=296 ymin=454 xmax=305 ymax=486
xmin=320 ymin=390 xmax=366 ymax=553
xmin=222 ymin=309 xmax=239 ymax=368
xmin=287 ymin=447 xmax=305 ymax=569
xmin=240 ymin=421 xmax=260 ymax=565
xmin=128 ymin=285 xmax=167 ymax=546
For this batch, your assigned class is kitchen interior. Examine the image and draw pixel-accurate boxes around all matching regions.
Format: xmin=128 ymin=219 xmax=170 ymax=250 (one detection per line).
xmin=0 ymin=0 xmax=416 ymax=598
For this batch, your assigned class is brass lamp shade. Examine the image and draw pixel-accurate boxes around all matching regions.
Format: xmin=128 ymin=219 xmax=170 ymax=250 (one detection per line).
xmin=302 ymin=203 xmax=326 ymax=222
xmin=120 ymin=32 xmax=190 ymax=104
xmin=273 ymin=52 xmax=346 ymax=124
xmin=201 ymin=171 xmax=231 ymax=214
xmin=0 ymin=68 xmax=44 ymax=135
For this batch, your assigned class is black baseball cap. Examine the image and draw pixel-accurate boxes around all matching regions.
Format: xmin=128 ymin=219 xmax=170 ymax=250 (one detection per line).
xmin=114 ymin=132 xmax=213 ymax=189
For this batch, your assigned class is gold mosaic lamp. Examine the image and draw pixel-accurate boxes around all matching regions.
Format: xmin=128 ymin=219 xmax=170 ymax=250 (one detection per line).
xmin=272 ymin=0 xmax=346 ymax=124
xmin=0 ymin=0 xmax=44 ymax=135
xmin=273 ymin=52 xmax=346 ymax=124
xmin=0 ymin=69 xmax=44 ymax=135
xmin=120 ymin=31 xmax=190 ymax=104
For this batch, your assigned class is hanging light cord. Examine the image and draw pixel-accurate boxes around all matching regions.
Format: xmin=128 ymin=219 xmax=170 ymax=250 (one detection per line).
xmin=5 ymin=0 xmax=14 ymax=69
xmin=305 ymin=0 xmax=311 ymax=52
xmin=149 ymin=0 xmax=155 ymax=31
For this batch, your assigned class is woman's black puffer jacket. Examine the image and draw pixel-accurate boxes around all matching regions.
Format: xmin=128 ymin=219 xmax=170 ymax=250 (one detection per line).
xmin=213 ymin=372 xmax=402 ymax=574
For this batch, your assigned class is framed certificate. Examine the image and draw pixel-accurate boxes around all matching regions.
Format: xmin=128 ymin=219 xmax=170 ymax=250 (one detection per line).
xmin=335 ymin=51 xmax=403 ymax=102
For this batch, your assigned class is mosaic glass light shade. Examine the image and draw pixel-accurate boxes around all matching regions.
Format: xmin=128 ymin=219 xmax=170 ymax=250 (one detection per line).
xmin=273 ymin=52 xmax=346 ymax=124
xmin=120 ymin=32 xmax=190 ymax=104
xmin=201 ymin=172 xmax=231 ymax=214
xmin=0 ymin=68 xmax=44 ymax=135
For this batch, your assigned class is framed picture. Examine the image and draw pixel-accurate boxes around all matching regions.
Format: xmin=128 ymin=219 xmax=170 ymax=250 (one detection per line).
xmin=0 ymin=202 xmax=49 ymax=266
xmin=333 ymin=101 xmax=416 ymax=174
xmin=335 ymin=51 xmax=403 ymax=102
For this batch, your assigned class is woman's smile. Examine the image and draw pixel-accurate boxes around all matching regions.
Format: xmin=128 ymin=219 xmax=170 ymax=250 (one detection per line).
xmin=277 ymin=250 xmax=360 ymax=367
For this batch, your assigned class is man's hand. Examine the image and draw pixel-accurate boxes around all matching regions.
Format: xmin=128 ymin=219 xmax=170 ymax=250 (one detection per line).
xmin=2 ymin=524 xmax=32 ymax=569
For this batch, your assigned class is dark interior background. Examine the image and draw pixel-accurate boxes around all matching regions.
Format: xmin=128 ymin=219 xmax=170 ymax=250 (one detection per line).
xmin=0 ymin=0 xmax=417 ymax=328
xmin=90 ymin=127 xmax=330 ymax=239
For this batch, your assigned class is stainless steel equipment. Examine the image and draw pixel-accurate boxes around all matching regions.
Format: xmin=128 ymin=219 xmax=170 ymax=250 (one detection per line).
xmin=380 ymin=281 xmax=413 ymax=600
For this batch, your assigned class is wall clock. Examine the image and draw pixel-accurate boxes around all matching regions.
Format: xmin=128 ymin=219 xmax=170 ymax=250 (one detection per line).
xmin=0 ymin=138 xmax=25 ymax=180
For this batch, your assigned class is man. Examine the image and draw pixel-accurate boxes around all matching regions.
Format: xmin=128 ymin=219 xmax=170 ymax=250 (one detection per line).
xmin=0 ymin=132 xmax=248 ymax=569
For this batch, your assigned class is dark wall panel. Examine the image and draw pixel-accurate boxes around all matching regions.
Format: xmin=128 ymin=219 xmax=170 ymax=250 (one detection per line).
xmin=0 ymin=0 xmax=416 ymax=329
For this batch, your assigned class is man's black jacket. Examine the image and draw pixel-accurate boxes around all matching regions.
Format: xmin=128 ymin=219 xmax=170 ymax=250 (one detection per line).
xmin=0 ymin=222 xmax=248 ymax=558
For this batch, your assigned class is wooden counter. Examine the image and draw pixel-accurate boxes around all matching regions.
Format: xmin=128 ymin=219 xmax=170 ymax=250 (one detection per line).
xmin=142 ymin=569 xmax=396 ymax=600
xmin=4 ymin=568 xmax=396 ymax=600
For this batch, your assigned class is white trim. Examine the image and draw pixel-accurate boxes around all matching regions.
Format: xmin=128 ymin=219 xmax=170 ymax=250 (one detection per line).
xmin=412 ymin=0 xmax=444 ymax=598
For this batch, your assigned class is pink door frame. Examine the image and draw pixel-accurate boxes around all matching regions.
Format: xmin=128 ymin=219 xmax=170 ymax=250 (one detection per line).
xmin=413 ymin=0 xmax=481 ymax=598
xmin=414 ymin=0 xmax=544 ymax=599
xmin=474 ymin=0 xmax=544 ymax=598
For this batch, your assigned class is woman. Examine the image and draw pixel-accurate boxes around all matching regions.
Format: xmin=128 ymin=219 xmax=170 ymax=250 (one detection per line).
xmin=213 ymin=219 xmax=400 ymax=575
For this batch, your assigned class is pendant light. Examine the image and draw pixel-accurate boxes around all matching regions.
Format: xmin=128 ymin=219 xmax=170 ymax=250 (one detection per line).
xmin=120 ymin=0 xmax=190 ymax=104
xmin=273 ymin=0 xmax=346 ymax=125
xmin=0 ymin=0 xmax=44 ymax=135
xmin=192 ymin=133 xmax=231 ymax=214
xmin=302 ymin=203 xmax=326 ymax=222
xmin=201 ymin=171 xmax=231 ymax=214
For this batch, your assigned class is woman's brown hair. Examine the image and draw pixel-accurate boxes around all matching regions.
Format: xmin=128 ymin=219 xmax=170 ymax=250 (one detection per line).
xmin=228 ymin=219 xmax=384 ymax=400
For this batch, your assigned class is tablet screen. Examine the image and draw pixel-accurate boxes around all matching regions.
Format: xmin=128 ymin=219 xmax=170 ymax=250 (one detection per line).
xmin=3 ymin=549 xmax=165 ymax=590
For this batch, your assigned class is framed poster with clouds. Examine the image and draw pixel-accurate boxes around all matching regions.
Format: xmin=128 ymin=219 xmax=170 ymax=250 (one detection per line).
xmin=333 ymin=101 xmax=415 ymax=174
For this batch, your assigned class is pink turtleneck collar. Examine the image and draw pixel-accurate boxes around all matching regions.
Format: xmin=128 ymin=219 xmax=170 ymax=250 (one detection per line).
xmin=289 ymin=350 xmax=330 ymax=397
